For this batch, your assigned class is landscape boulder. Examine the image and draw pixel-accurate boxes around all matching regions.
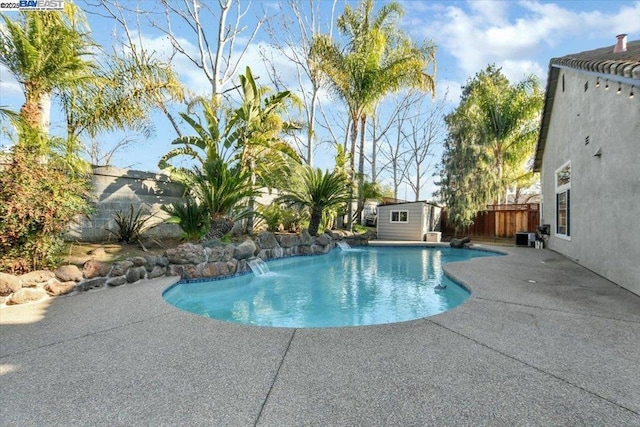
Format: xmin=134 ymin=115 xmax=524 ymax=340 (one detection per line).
xmin=165 ymin=243 xmax=206 ymax=265
xmin=83 ymin=260 xmax=112 ymax=279
xmin=450 ymin=237 xmax=471 ymax=249
xmin=148 ymin=265 xmax=166 ymax=279
xmin=345 ymin=235 xmax=369 ymax=247
xmin=45 ymin=281 xmax=76 ymax=296
xmin=143 ymin=255 xmax=160 ymax=271
xmin=76 ymin=277 xmax=106 ymax=292
xmin=132 ymin=257 xmax=147 ymax=267
xmin=0 ymin=272 xmax=21 ymax=296
xmin=257 ymin=231 xmax=279 ymax=249
xmin=206 ymin=245 xmax=234 ymax=263
xmin=315 ymin=233 xmax=331 ymax=247
xmin=233 ymin=239 xmax=257 ymax=260
xmin=107 ymin=276 xmax=127 ymax=287
xmin=54 ymin=265 xmax=83 ymax=282
xmin=201 ymin=260 xmax=237 ymax=278
xmin=278 ymin=234 xmax=299 ymax=248
xmin=110 ymin=260 xmax=134 ymax=277
xmin=7 ymin=288 xmax=47 ymax=305
xmin=125 ymin=266 xmax=147 ymax=283
xmin=20 ymin=270 xmax=56 ymax=288
xmin=299 ymin=229 xmax=314 ymax=245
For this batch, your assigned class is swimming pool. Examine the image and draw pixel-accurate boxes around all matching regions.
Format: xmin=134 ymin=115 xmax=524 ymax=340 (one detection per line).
xmin=163 ymin=246 xmax=500 ymax=328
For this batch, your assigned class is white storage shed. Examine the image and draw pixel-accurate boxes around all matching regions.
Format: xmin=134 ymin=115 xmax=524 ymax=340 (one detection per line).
xmin=376 ymin=201 xmax=441 ymax=241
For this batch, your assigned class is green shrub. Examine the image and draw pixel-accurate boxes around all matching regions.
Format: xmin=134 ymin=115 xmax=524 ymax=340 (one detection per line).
xmin=353 ymin=223 xmax=368 ymax=234
xmin=106 ymin=204 xmax=157 ymax=244
xmin=162 ymin=198 xmax=210 ymax=241
xmin=258 ymin=203 xmax=284 ymax=232
xmin=282 ymin=207 xmax=308 ymax=233
xmin=0 ymin=149 xmax=91 ymax=274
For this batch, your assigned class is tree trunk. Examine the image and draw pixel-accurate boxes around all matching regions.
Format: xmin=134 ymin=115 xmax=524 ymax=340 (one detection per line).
xmin=307 ymin=83 xmax=318 ymax=166
xmin=415 ymin=161 xmax=420 ymax=201
xmin=371 ymin=116 xmax=377 ymax=181
xmin=308 ymin=206 xmax=323 ymax=236
xmin=246 ymin=160 xmax=257 ymax=235
xmin=356 ymin=114 xmax=366 ymax=224
xmin=161 ymin=103 xmax=182 ymax=137
xmin=38 ymin=92 xmax=51 ymax=135
xmin=20 ymin=92 xmax=41 ymax=132
xmin=346 ymin=116 xmax=359 ymax=231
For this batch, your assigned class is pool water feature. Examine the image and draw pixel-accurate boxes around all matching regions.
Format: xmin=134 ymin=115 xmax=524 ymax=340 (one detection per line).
xmin=163 ymin=247 xmax=500 ymax=328
xmin=247 ymin=258 xmax=270 ymax=276
xmin=335 ymin=240 xmax=352 ymax=250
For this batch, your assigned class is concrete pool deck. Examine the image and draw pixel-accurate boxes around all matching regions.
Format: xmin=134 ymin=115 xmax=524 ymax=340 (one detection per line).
xmin=1 ymin=244 xmax=639 ymax=425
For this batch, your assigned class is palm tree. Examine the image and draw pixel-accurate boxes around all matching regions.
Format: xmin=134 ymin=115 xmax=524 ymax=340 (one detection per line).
xmin=0 ymin=3 xmax=95 ymax=144
xmin=158 ymin=99 xmax=227 ymax=180
xmin=311 ymin=0 xmax=436 ymax=226
xmin=468 ymin=70 xmax=543 ymax=202
xmin=225 ymin=67 xmax=301 ymax=234
xmin=355 ymin=178 xmax=383 ymax=222
xmin=189 ymin=157 xmax=259 ymax=239
xmin=158 ymin=100 xmax=252 ymax=239
xmin=162 ymin=197 xmax=210 ymax=241
xmin=161 ymin=68 xmax=299 ymax=195
xmin=437 ymin=66 xmax=543 ymax=230
xmin=277 ymin=166 xmax=351 ymax=236
xmin=63 ymin=46 xmax=184 ymax=149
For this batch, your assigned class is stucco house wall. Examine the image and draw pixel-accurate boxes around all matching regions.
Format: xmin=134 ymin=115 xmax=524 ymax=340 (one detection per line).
xmin=377 ymin=202 xmax=440 ymax=241
xmin=535 ymin=38 xmax=640 ymax=295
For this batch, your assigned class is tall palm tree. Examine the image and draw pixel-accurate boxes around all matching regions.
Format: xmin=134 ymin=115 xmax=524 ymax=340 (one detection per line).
xmin=225 ymin=67 xmax=301 ymax=234
xmin=0 ymin=3 xmax=95 ymax=144
xmin=311 ymin=0 xmax=436 ymax=226
xmin=471 ymin=72 xmax=543 ymax=202
xmin=277 ymin=166 xmax=351 ymax=236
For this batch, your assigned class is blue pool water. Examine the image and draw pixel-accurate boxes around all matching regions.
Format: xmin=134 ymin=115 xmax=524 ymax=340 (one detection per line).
xmin=162 ymin=246 xmax=500 ymax=328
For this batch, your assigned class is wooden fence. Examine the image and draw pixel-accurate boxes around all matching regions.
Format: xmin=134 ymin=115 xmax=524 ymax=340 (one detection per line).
xmin=441 ymin=203 xmax=540 ymax=238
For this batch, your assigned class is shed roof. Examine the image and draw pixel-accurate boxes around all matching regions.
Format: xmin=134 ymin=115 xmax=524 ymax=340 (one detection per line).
xmin=533 ymin=39 xmax=640 ymax=171
xmin=378 ymin=201 xmax=440 ymax=208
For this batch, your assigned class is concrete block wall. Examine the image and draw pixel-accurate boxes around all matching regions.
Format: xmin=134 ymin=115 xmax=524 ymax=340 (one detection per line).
xmin=66 ymin=166 xmax=185 ymax=242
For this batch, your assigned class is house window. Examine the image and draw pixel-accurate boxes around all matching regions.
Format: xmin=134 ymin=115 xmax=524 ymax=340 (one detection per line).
xmin=555 ymin=162 xmax=571 ymax=238
xmin=390 ymin=210 xmax=408 ymax=223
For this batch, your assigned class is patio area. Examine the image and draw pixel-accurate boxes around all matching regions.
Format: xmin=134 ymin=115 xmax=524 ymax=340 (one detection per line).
xmin=1 ymin=244 xmax=639 ymax=425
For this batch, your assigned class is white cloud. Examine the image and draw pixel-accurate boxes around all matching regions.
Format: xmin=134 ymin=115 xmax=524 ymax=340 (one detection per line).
xmin=0 ymin=65 xmax=24 ymax=107
xmin=610 ymin=2 xmax=640 ymax=34
xmin=500 ymin=59 xmax=546 ymax=83
xmin=468 ymin=0 xmax=509 ymax=26
xmin=411 ymin=0 xmax=640 ymax=85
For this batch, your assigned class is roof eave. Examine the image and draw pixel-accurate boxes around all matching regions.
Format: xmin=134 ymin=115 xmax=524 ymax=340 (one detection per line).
xmin=533 ymin=65 xmax=560 ymax=172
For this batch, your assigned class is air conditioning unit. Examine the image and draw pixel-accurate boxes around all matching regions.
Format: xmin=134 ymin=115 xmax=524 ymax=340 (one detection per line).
xmin=515 ymin=232 xmax=535 ymax=247
xmin=424 ymin=232 xmax=441 ymax=243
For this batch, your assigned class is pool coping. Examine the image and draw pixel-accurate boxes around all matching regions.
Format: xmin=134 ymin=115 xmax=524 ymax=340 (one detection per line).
xmin=1 ymin=243 xmax=639 ymax=425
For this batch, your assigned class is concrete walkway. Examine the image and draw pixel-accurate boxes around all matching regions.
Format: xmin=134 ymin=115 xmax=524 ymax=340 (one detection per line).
xmin=1 ymin=244 xmax=639 ymax=426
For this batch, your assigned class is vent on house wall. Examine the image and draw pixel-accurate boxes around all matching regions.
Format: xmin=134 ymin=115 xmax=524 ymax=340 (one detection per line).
xmin=585 ymin=136 xmax=590 ymax=145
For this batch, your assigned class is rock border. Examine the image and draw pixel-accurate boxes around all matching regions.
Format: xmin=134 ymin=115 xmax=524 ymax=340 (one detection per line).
xmin=0 ymin=230 xmax=371 ymax=307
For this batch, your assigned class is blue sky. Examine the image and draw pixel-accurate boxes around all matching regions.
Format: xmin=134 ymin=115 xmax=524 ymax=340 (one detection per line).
xmin=1 ymin=0 xmax=639 ymax=199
